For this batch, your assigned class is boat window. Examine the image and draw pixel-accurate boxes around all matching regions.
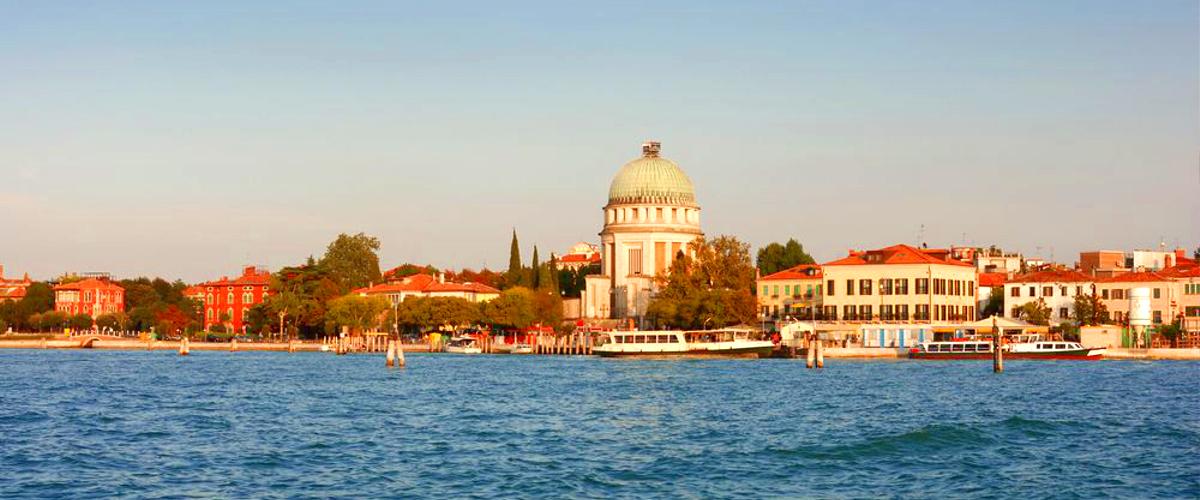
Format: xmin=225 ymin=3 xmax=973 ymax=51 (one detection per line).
xmin=635 ymin=335 xmax=645 ymax=343
xmin=951 ymin=344 xmax=964 ymax=352
xmin=670 ymin=335 xmax=679 ymax=343
xmin=1056 ymin=344 xmax=1066 ymax=350
xmin=927 ymin=344 xmax=939 ymax=352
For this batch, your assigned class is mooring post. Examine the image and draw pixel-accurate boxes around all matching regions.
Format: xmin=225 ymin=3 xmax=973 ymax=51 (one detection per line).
xmin=815 ymin=337 xmax=825 ymax=369
xmin=386 ymin=339 xmax=396 ymax=367
xmin=179 ymin=337 xmax=189 ymax=356
xmin=805 ymin=334 xmax=816 ymax=369
xmin=396 ymin=338 xmax=406 ymax=367
xmin=993 ymin=318 xmax=1003 ymax=373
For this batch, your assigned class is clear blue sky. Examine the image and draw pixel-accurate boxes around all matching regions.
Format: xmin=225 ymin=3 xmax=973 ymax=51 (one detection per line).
xmin=1 ymin=1 xmax=1196 ymax=282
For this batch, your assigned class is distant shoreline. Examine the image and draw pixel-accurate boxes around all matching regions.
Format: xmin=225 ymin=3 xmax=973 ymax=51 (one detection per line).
xmin=1 ymin=338 xmax=1197 ymax=360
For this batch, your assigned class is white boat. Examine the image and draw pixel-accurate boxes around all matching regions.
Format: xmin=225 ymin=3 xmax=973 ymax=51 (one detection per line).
xmin=510 ymin=343 xmax=533 ymax=354
xmin=911 ymin=334 xmax=1104 ymax=360
xmin=593 ymin=329 xmax=774 ymax=358
xmin=444 ymin=336 xmax=483 ymax=354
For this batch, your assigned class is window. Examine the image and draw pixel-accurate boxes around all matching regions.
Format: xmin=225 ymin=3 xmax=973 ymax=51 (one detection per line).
xmin=1102 ymin=289 xmax=1109 ymax=300
xmin=1010 ymin=287 xmax=1020 ymax=297
xmin=628 ymin=248 xmax=643 ymax=275
xmin=843 ymin=305 xmax=856 ymax=321
xmin=895 ymin=279 xmax=908 ymax=295
xmin=1152 ymin=288 xmax=1160 ymax=299
xmin=915 ymin=304 xmax=930 ymax=321
xmin=1028 ymin=286 xmax=1036 ymax=297
xmin=1075 ymin=286 xmax=1083 ymax=296
xmin=1059 ymin=307 xmax=1068 ymax=318
xmin=880 ymin=279 xmax=892 ymax=295
xmin=860 ymin=280 xmax=873 ymax=295
xmin=206 ymin=309 xmax=213 ymax=320
xmin=917 ymin=278 xmax=929 ymax=295
xmin=1113 ymin=289 xmax=1124 ymax=300
xmin=897 ymin=304 xmax=909 ymax=321
xmin=206 ymin=293 xmax=213 ymax=304
xmin=773 ymin=285 xmax=779 ymax=297
xmin=1153 ymin=311 xmax=1162 ymax=324
xmin=227 ymin=293 xmax=234 ymax=304
xmin=826 ymin=280 xmax=835 ymax=296
xmin=846 ymin=280 xmax=855 ymax=296
xmin=859 ymin=305 xmax=873 ymax=320
xmin=243 ymin=292 xmax=253 ymax=303
xmin=762 ymin=285 xmax=769 ymax=296
xmin=881 ymin=304 xmax=894 ymax=320
xmin=823 ymin=306 xmax=837 ymax=321
xmin=1059 ymin=286 xmax=1067 ymax=296
xmin=1042 ymin=286 xmax=1053 ymax=297
xmin=783 ymin=285 xmax=790 ymax=296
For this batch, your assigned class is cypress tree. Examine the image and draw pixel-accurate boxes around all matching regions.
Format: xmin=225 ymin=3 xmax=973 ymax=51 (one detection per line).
xmin=546 ymin=255 xmax=560 ymax=295
xmin=531 ymin=246 xmax=541 ymax=288
xmin=507 ymin=230 xmax=522 ymax=285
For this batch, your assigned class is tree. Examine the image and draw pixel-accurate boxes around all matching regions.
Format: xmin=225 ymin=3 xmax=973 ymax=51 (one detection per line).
xmin=1194 ymin=246 xmax=1199 ymax=261
xmin=980 ymin=288 xmax=1004 ymax=318
xmin=481 ymin=288 xmax=537 ymax=329
xmin=647 ymin=236 xmax=758 ymax=329
xmin=325 ymin=295 xmax=389 ymax=334
xmin=1015 ymin=298 xmax=1051 ymax=326
xmin=95 ymin=312 xmax=129 ymax=332
xmin=245 ymin=303 xmax=272 ymax=336
xmin=319 ymin=233 xmax=382 ymax=292
xmin=39 ymin=311 xmax=68 ymax=332
xmin=756 ymin=239 xmax=816 ymax=276
xmin=507 ymin=230 xmax=523 ymax=287
xmin=1072 ymin=292 xmax=1108 ymax=326
xmin=558 ymin=263 xmax=598 ymax=298
xmin=1158 ymin=321 xmax=1184 ymax=348
xmin=530 ymin=246 xmax=541 ymax=289
xmin=544 ymin=256 xmax=560 ymax=295
xmin=68 ymin=313 xmax=93 ymax=331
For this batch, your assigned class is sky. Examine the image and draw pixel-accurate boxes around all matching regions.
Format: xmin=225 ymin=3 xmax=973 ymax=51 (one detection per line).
xmin=1 ymin=1 xmax=1197 ymax=282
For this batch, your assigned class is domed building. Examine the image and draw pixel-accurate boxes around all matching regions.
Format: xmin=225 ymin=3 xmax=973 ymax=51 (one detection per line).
xmin=583 ymin=141 xmax=704 ymax=320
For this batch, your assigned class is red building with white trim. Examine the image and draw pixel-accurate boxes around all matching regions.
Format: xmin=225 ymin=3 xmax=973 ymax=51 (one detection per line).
xmin=196 ymin=266 xmax=272 ymax=333
xmin=54 ymin=278 xmax=125 ymax=318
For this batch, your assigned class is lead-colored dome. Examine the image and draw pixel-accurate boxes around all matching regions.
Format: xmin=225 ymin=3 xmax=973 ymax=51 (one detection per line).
xmin=607 ymin=142 xmax=696 ymax=206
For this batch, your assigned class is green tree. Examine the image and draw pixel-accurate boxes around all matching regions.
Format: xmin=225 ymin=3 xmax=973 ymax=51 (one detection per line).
xmin=1072 ymin=292 xmax=1108 ymax=326
xmin=39 ymin=311 xmax=68 ymax=332
xmin=0 ymin=318 xmax=7 ymax=334
xmin=1158 ymin=321 xmax=1184 ymax=348
xmin=325 ymin=295 xmax=389 ymax=334
xmin=980 ymin=288 xmax=1004 ymax=318
xmin=95 ymin=312 xmax=129 ymax=332
xmin=530 ymin=246 xmax=541 ymax=289
xmin=544 ymin=256 xmax=560 ymax=295
xmin=558 ymin=264 xmax=598 ymax=298
xmin=1015 ymin=298 xmax=1051 ymax=326
xmin=245 ymin=303 xmax=272 ymax=335
xmin=319 ymin=232 xmax=382 ymax=291
xmin=506 ymin=229 xmax=523 ymax=287
xmin=481 ymin=287 xmax=537 ymax=329
xmin=755 ymin=239 xmax=816 ymax=276
xmin=68 ymin=313 xmax=93 ymax=331
xmin=647 ymin=236 xmax=757 ymax=329
xmin=1193 ymin=246 xmax=1199 ymax=260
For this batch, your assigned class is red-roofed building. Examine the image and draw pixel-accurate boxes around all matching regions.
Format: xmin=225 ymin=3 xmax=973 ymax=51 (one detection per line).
xmin=1097 ymin=271 xmax=1181 ymax=326
xmin=0 ymin=264 xmax=32 ymax=302
xmin=1003 ymin=269 xmax=1094 ymax=323
xmin=821 ymin=244 xmax=979 ymax=326
xmin=54 ymin=278 xmax=124 ymax=319
xmin=196 ymin=266 xmax=272 ymax=333
xmin=353 ymin=273 xmax=500 ymax=305
xmin=757 ymin=264 xmax=823 ymax=319
xmin=557 ymin=242 xmax=602 ymax=271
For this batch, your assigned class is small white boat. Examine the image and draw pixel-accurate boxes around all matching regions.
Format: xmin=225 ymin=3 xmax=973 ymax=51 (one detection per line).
xmin=593 ymin=329 xmax=773 ymax=358
xmin=444 ymin=336 xmax=482 ymax=354
xmin=510 ymin=343 xmax=533 ymax=354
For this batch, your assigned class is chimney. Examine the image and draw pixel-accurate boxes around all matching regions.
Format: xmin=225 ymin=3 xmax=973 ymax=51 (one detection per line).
xmin=642 ymin=141 xmax=661 ymax=157
xmin=243 ymin=265 xmax=256 ymax=277
xmin=438 ymin=272 xmax=445 ymax=284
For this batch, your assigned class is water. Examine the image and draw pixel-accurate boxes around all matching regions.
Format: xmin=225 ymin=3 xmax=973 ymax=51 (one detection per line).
xmin=0 ymin=351 xmax=1197 ymax=499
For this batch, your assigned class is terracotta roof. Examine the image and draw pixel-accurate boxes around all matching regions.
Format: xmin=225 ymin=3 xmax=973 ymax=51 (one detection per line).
xmin=198 ymin=268 xmax=271 ymax=288
xmin=1008 ymin=269 xmax=1093 ymax=284
xmin=0 ymin=286 xmax=27 ymax=300
xmin=760 ymin=264 xmax=823 ymax=281
xmin=978 ymin=272 xmax=1007 ymax=287
xmin=823 ymin=244 xmax=974 ymax=268
xmin=354 ymin=273 xmax=499 ymax=295
xmin=1097 ymin=271 xmax=1171 ymax=284
xmin=559 ymin=253 xmax=601 ymax=264
xmin=53 ymin=278 xmax=124 ymax=291
xmin=1160 ymin=264 xmax=1200 ymax=278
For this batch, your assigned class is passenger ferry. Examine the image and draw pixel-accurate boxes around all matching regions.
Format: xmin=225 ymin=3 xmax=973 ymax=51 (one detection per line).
xmin=444 ymin=336 xmax=483 ymax=354
xmin=910 ymin=334 xmax=1104 ymax=360
xmin=592 ymin=329 xmax=774 ymax=358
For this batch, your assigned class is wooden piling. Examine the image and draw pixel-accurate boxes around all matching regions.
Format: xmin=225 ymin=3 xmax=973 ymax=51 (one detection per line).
xmin=386 ymin=339 xmax=396 ymax=367
xmin=179 ymin=337 xmax=190 ymax=356
xmin=396 ymin=339 xmax=406 ymax=367
xmin=815 ymin=338 xmax=824 ymax=369
xmin=805 ymin=334 xmax=816 ymax=368
xmin=992 ymin=319 xmax=1003 ymax=373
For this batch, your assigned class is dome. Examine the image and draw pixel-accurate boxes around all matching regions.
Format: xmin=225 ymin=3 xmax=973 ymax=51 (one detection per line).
xmin=607 ymin=141 xmax=696 ymax=206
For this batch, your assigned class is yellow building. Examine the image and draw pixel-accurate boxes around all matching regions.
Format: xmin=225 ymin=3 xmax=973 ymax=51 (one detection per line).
xmin=757 ymin=264 xmax=822 ymax=320
xmin=821 ymin=244 xmax=978 ymax=324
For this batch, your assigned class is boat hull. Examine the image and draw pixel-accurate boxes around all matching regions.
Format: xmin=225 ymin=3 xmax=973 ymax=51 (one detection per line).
xmin=595 ymin=345 xmax=773 ymax=359
xmin=444 ymin=347 xmax=482 ymax=354
xmin=909 ymin=348 xmax=1104 ymax=360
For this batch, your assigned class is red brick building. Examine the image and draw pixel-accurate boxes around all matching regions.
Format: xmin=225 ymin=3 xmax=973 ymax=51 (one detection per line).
xmin=54 ymin=278 xmax=125 ymax=318
xmin=196 ymin=266 xmax=272 ymax=333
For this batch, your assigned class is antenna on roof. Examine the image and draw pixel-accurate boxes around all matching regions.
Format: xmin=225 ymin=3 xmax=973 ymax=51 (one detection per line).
xmin=917 ymin=224 xmax=925 ymax=247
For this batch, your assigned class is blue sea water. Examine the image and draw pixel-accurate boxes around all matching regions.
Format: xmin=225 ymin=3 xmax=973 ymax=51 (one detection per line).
xmin=0 ymin=351 xmax=1197 ymax=499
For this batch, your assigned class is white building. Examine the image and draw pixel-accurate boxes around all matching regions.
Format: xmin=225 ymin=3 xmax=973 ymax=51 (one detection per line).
xmin=583 ymin=141 xmax=703 ymax=320
xmin=1003 ymin=269 xmax=1094 ymax=324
